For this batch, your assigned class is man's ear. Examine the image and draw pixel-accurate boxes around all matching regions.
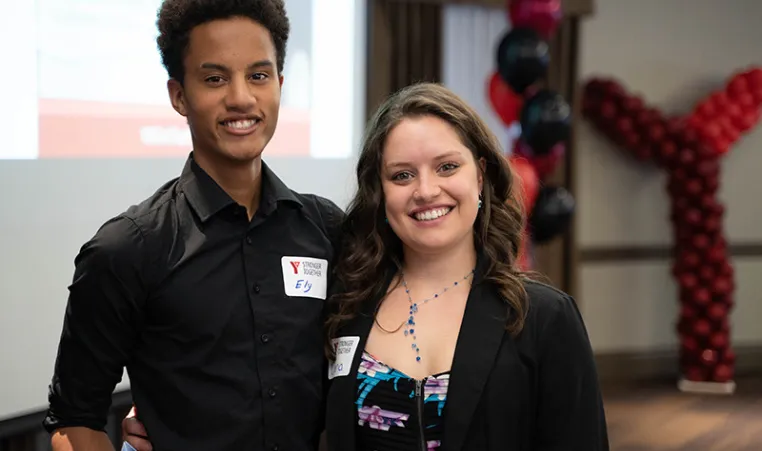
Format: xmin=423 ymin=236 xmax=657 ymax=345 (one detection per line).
xmin=168 ymin=79 xmax=188 ymax=117
xmin=279 ymin=74 xmax=284 ymax=88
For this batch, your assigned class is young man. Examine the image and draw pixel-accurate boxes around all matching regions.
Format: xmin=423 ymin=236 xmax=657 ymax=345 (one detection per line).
xmin=43 ymin=1 xmax=343 ymax=450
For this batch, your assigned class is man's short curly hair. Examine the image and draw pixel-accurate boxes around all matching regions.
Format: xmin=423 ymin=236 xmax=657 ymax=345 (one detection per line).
xmin=156 ymin=0 xmax=290 ymax=84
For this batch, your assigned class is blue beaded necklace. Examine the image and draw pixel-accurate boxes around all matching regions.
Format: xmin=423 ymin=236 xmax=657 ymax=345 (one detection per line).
xmin=401 ymin=269 xmax=475 ymax=363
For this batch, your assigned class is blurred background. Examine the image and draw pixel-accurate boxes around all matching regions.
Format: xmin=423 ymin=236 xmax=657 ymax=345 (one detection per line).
xmin=1 ymin=0 xmax=760 ymax=449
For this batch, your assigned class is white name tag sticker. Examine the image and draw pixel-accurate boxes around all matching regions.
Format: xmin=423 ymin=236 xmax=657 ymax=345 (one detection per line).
xmin=328 ymin=336 xmax=360 ymax=380
xmin=281 ymin=256 xmax=328 ymax=300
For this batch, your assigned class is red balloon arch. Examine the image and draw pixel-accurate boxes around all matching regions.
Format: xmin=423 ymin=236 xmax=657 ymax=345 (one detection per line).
xmin=489 ymin=0 xmax=762 ymax=394
xmin=581 ymin=67 xmax=762 ymax=393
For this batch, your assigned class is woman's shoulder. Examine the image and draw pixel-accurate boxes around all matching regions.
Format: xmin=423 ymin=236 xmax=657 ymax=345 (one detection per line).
xmin=519 ymin=279 xmax=588 ymax=345
xmin=523 ymin=279 xmax=574 ymax=312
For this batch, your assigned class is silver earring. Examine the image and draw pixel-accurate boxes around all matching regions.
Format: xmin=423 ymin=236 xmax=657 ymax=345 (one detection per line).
xmin=478 ymin=195 xmax=483 ymax=209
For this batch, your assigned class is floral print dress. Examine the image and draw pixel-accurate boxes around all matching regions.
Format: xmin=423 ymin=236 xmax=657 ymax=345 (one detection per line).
xmin=354 ymin=351 xmax=450 ymax=451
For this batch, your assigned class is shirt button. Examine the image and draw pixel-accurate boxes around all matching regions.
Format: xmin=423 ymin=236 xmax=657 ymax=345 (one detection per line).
xmin=253 ymin=284 xmax=260 ymax=293
xmin=268 ymin=388 xmax=277 ymax=398
xmin=260 ymin=334 xmax=270 ymax=344
xmin=271 ymin=445 xmax=279 ymax=451
xmin=246 ymin=236 xmax=253 ymax=245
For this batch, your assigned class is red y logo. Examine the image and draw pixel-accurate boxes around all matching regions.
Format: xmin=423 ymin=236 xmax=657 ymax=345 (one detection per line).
xmin=290 ymin=261 xmax=300 ymax=274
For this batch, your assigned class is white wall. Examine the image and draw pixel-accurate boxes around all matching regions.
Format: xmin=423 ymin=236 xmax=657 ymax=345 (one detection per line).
xmin=441 ymin=5 xmax=521 ymax=154
xmin=577 ymin=0 xmax=762 ymax=353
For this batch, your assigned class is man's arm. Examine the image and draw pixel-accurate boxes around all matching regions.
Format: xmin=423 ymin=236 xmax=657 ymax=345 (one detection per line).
xmin=44 ymin=216 xmax=149 ymax=451
xmin=51 ymin=427 xmax=117 ymax=451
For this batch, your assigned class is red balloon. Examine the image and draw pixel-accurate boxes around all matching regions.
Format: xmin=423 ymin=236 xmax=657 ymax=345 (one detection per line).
xmin=680 ymin=304 xmax=697 ymax=320
xmin=678 ymin=273 xmax=698 ymax=291
xmin=696 ymin=101 xmax=717 ymax=119
xmin=711 ymin=91 xmax=731 ymax=109
xmin=681 ymin=335 xmax=698 ymax=353
xmin=702 ymin=121 xmax=722 ymax=139
xmin=735 ymin=92 xmax=757 ymax=110
xmin=723 ymin=348 xmax=736 ymax=364
xmin=488 ymin=72 xmax=523 ymax=126
xmin=709 ymin=331 xmax=728 ymax=350
xmin=685 ymin=209 xmax=702 ymax=226
xmin=685 ymin=179 xmax=703 ymax=197
xmin=727 ymin=76 xmax=749 ymax=99
xmin=648 ymin=124 xmax=666 ymax=142
xmin=658 ymin=140 xmax=678 ymax=162
xmin=693 ymin=319 xmax=711 ymax=337
xmin=724 ymin=102 xmax=744 ymax=121
xmin=712 ymin=277 xmax=732 ymax=296
xmin=736 ymin=109 xmax=758 ymax=131
xmin=692 ymin=234 xmax=710 ymax=250
xmin=693 ymin=288 xmax=711 ymax=306
xmin=713 ymin=364 xmax=733 ymax=383
xmin=615 ymin=116 xmax=634 ymax=134
xmin=509 ymin=156 xmax=540 ymax=214
xmin=708 ymin=303 xmax=727 ymax=322
xmin=621 ymin=96 xmax=644 ymax=113
xmin=753 ymin=88 xmax=762 ymax=105
xmin=634 ymin=145 xmax=652 ymax=161
xmin=684 ymin=366 xmax=705 ymax=382
xmin=696 ymin=160 xmax=719 ymax=177
xmin=508 ymin=0 xmax=563 ymax=39
xmin=679 ymin=251 xmax=701 ymax=269
xmin=599 ymin=100 xmax=617 ymax=121
xmin=700 ymin=349 xmax=718 ymax=367
xmin=708 ymin=246 xmax=726 ymax=265
xmin=622 ymin=131 xmax=640 ymax=150
xmin=745 ymin=67 xmax=762 ymax=89
xmin=522 ymin=142 xmax=565 ymax=179
xmin=698 ymin=266 xmax=715 ymax=282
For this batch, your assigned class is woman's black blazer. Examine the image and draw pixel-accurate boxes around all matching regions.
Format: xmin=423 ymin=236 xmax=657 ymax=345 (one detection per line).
xmin=324 ymin=261 xmax=609 ymax=451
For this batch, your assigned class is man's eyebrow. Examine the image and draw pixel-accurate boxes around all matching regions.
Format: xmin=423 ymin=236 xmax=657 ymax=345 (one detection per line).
xmin=199 ymin=60 xmax=274 ymax=71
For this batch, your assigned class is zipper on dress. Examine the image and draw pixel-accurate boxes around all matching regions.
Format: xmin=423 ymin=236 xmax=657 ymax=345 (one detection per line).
xmin=416 ymin=379 xmax=426 ymax=451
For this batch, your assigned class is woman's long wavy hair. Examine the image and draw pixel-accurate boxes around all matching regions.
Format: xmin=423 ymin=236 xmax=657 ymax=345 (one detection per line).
xmin=325 ymin=82 xmax=530 ymax=358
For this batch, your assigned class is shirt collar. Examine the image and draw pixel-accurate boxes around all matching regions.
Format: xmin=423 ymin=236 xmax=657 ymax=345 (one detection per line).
xmin=180 ymin=152 xmax=303 ymax=223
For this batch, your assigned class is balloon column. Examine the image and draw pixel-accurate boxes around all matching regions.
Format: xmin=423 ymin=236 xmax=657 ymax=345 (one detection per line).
xmin=487 ymin=0 xmax=574 ymax=270
xmin=582 ymin=66 xmax=762 ymax=392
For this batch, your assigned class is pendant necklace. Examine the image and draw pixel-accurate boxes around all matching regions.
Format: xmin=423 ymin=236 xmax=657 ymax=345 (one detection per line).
xmin=401 ymin=268 xmax=475 ymax=363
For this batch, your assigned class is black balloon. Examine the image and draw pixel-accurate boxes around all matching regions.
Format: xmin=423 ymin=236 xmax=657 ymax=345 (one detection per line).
xmin=529 ymin=186 xmax=575 ymax=244
xmin=520 ymin=89 xmax=571 ymax=156
xmin=496 ymin=27 xmax=550 ymax=94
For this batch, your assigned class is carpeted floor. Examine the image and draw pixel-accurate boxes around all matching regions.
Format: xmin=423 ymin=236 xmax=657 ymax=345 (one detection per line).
xmin=603 ymin=377 xmax=762 ymax=451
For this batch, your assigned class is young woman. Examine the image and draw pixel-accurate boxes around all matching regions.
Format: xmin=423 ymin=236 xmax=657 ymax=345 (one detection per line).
xmin=324 ymin=82 xmax=608 ymax=451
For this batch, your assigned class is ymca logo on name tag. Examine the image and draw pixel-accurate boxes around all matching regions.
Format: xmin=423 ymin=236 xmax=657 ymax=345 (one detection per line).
xmin=281 ymin=256 xmax=328 ymax=300
xmin=328 ymin=336 xmax=360 ymax=380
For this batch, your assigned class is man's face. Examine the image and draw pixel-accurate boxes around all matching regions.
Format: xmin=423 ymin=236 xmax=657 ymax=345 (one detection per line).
xmin=168 ymin=17 xmax=283 ymax=164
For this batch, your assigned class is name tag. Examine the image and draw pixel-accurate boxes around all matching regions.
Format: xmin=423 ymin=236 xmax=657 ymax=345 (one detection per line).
xmin=281 ymin=256 xmax=328 ymax=300
xmin=328 ymin=336 xmax=360 ymax=380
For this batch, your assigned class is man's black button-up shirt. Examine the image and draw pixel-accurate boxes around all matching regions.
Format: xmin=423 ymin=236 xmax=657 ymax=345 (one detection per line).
xmin=44 ymin=154 xmax=344 ymax=451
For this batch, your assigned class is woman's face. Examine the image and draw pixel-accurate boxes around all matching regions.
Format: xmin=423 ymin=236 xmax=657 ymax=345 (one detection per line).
xmin=381 ymin=115 xmax=483 ymax=255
